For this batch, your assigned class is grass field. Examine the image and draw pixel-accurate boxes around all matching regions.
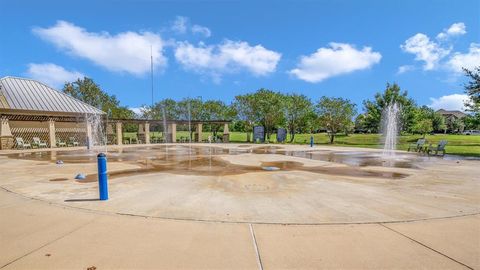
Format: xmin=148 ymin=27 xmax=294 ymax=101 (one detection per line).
xmin=123 ymin=131 xmax=480 ymax=157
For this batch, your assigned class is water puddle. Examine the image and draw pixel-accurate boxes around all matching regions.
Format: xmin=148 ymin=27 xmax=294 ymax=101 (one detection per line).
xmin=9 ymin=145 xmax=411 ymax=182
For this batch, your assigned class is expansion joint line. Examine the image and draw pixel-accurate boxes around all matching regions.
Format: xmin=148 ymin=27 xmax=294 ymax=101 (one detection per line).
xmin=249 ymin=223 xmax=264 ymax=270
xmin=379 ymin=223 xmax=473 ymax=270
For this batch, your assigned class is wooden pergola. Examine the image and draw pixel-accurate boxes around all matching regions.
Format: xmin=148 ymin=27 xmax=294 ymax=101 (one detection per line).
xmin=0 ymin=112 xmax=232 ymax=148
xmin=108 ymin=118 xmax=232 ymax=144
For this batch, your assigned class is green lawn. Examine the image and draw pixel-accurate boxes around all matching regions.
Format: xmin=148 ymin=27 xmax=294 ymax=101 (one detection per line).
xmin=123 ymin=131 xmax=480 ymax=157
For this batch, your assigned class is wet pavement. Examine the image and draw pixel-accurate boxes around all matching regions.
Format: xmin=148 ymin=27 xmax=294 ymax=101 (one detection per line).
xmin=8 ymin=145 xmax=413 ymax=182
xmin=0 ymin=143 xmax=478 ymax=224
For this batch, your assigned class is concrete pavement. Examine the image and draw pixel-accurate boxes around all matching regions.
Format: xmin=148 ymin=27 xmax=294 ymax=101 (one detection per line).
xmin=1 ymin=144 xmax=478 ymax=224
xmin=1 ymin=188 xmax=478 ymax=270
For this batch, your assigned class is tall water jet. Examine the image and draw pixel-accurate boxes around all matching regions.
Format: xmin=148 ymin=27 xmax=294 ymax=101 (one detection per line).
xmin=162 ymin=105 xmax=168 ymax=160
xmin=187 ymin=101 xmax=192 ymax=170
xmin=381 ymin=102 xmax=400 ymax=157
xmin=162 ymin=106 xmax=168 ymax=142
xmin=187 ymin=101 xmax=192 ymax=143
xmin=85 ymin=113 xmax=107 ymax=153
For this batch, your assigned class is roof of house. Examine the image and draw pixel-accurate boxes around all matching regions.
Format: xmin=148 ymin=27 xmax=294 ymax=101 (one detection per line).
xmin=436 ymin=109 xmax=467 ymax=118
xmin=0 ymin=76 xmax=104 ymax=115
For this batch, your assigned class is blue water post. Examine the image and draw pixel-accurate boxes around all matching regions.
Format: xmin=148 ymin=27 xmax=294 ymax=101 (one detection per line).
xmin=310 ymin=135 xmax=314 ymax=147
xmin=97 ymin=153 xmax=108 ymax=200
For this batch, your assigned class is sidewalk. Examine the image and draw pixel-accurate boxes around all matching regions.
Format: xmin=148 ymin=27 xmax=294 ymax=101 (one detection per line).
xmin=1 ymin=189 xmax=478 ymax=270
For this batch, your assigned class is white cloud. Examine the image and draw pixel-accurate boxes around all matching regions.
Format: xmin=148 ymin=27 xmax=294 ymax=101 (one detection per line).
xmin=446 ymin=22 xmax=467 ymax=36
xmin=289 ymin=43 xmax=381 ymax=83
xmin=447 ymin=43 xmax=480 ymax=73
xmin=174 ymin=40 xmax=281 ymax=79
xmin=437 ymin=22 xmax=467 ymax=40
xmin=171 ymin=16 xmax=211 ymax=37
xmin=429 ymin=94 xmax=470 ymax=111
xmin=26 ymin=63 xmax=84 ymax=88
xmin=397 ymin=65 xmax=415 ymax=74
xmin=129 ymin=107 xmax=143 ymax=116
xmin=400 ymin=33 xmax=450 ymax=70
xmin=33 ymin=20 xmax=167 ymax=76
xmin=192 ymin=25 xmax=211 ymax=38
xmin=171 ymin=16 xmax=188 ymax=34
xmin=401 ymin=22 xmax=474 ymax=74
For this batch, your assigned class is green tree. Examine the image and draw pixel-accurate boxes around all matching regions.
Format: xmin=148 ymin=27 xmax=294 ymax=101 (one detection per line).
xmin=431 ymin=112 xmax=446 ymax=133
xmin=176 ymin=97 xmax=205 ymax=139
xmin=233 ymin=94 xmax=256 ymax=142
xmin=412 ymin=106 xmax=447 ymax=136
xmin=231 ymin=120 xmax=247 ymax=132
xmin=316 ymin=96 xmax=357 ymax=144
xmin=141 ymin=98 xmax=179 ymax=120
xmin=250 ymin=89 xmax=285 ymax=141
xmin=463 ymin=114 xmax=480 ymax=130
xmin=177 ymin=97 xmax=205 ymax=121
xmin=203 ymin=100 xmax=235 ymax=137
xmin=463 ymin=67 xmax=480 ymax=112
xmin=451 ymin=118 xmax=465 ymax=133
xmin=284 ymin=94 xmax=313 ymax=142
xmin=354 ymin=114 xmax=367 ymax=133
xmin=412 ymin=119 xmax=433 ymax=138
xmin=297 ymin=110 xmax=318 ymax=134
xmin=63 ymin=77 xmax=134 ymax=119
xmin=363 ymin=83 xmax=416 ymax=133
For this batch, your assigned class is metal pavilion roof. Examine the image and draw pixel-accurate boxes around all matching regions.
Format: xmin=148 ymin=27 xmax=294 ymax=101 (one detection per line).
xmin=0 ymin=76 xmax=104 ymax=115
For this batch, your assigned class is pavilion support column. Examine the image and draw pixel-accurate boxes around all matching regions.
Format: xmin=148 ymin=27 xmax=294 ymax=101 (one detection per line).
xmin=116 ymin=122 xmax=123 ymax=145
xmin=106 ymin=123 xmax=114 ymax=145
xmin=223 ymin=123 xmax=230 ymax=143
xmin=48 ymin=119 xmax=56 ymax=148
xmin=86 ymin=120 xmax=93 ymax=149
xmin=169 ymin=123 xmax=176 ymax=143
xmin=144 ymin=122 xmax=150 ymax=144
xmin=196 ymin=123 xmax=202 ymax=142
xmin=138 ymin=123 xmax=144 ymax=144
xmin=0 ymin=117 xmax=14 ymax=150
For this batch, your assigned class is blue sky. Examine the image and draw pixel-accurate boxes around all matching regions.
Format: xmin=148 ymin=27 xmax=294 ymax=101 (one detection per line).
xmin=1 ymin=0 xmax=479 ymax=113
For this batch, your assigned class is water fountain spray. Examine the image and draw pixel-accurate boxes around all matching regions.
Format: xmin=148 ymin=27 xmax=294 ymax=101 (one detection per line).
xmin=188 ymin=101 xmax=192 ymax=170
xmin=381 ymin=102 xmax=400 ymax=157
xmin=162 ymin=105 xmax=168 ymax=160
xmin=188 ymin=101 xmax=192 ymax=144
xmin=85 ymin=113 xmax=107 ymax=153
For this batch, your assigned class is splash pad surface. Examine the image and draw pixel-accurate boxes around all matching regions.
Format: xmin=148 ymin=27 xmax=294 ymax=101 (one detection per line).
xmin=1 ymin=144 xmax=478 ymax=224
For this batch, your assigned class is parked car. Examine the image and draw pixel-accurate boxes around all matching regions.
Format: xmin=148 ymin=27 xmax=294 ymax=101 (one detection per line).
xmin=462 ymin=130 xmax=480 ymax=135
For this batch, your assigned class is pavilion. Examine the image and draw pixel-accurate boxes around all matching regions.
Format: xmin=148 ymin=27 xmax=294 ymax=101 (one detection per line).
xmin=0 ymin=76 xmax=231 ymax=150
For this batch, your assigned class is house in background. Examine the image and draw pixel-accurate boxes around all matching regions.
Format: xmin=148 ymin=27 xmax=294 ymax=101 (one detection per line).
xmin=436 ymin=109 xmax=467 ymax=133
xmin=436 ymin=109 xmax=467 ymax=121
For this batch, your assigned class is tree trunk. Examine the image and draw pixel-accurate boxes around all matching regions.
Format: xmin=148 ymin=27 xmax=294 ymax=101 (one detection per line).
xmin=246 ymin=131 xmax=251 ymax=142
xmin=288 ymin=126 xmax=295 ymax=143
xmin=329 ymin=133 xmax=335 ymax=144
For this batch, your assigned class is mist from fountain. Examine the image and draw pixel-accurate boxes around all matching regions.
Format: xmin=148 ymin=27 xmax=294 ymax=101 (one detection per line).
xmin=187 ymin=101 xmax=192 ymax=170
xmin=187 ymin=101 xmax=192 ymax=144
xmin=86 ymin=113 xmax=107 ymax=153
xmin=162 ymin=106 xmax=168 ymax=160
xmin=381 ymin=102 xmax=400 ymax=157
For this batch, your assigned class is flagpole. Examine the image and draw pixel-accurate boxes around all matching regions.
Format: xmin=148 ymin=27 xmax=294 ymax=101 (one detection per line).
xmin=150 ymin=45 xmax=154 ymax=113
